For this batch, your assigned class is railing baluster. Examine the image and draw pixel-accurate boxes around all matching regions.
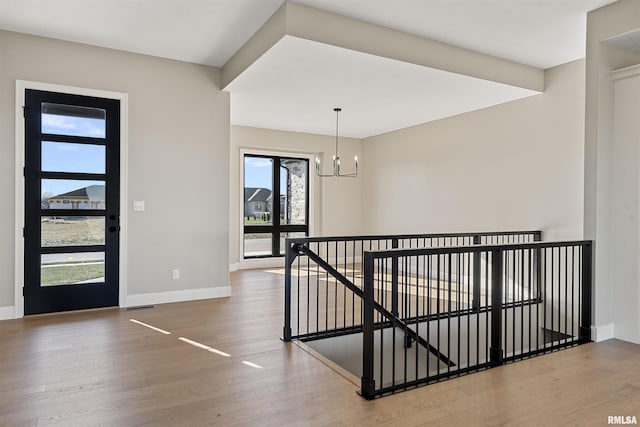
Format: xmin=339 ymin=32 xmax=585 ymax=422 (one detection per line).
xmin=426 ymin=253 xmax=431 ymax=377
xmin=437 ymin=254 xmax=441 ymax=377
xmin=571 ymin=245 xmax=575 ymax=340
xmin=556 ymin=246 xmax=561 ymax=347
xmin=456 ymin=252 xmax=461 ymax=369
xmin=528 ymin=248 xmax=532 ymax=354
xmin=379 ymin=257 xmax=384 ymax=391
xmin=580 ymin=243 xmax=592 ymax=341
xmin=334 ymin=241 xmax=338 ymax=331
xmin=542 ymin=248 xmax=547 ymax=347
xmin=512 ymin=249 xmax=516 ymax=357
xmin=283 ymin=240 xmax=295 ymax=341
xmin=520 ymin=248 xmax=525 ymax=356
xmin=466 ymin=251 xmax=471 ymax=367
xmin=361 ymin=252 xmax=375 ymax=400
xmin=306 ymin=246 xmax=310 ymax=336
xmin=416 ymin=255 xmax=421 ymax=381
xmin=503 ymin=251 xmax=508 ymax=357
xmin=353 ymin=240 xmax=357 ymax=327
xmin=391 ymin=238 xmax=399 ymax=317
xmin=316 ymin=243 xmax=320 ymax=335
xmin=447 ymin=253 xmax=452 ymax=374
xmin=298 ymin=254 xmax=301 ymax=338
xmin=564 ymin=246 xmax=568 ymax=345
xmin=392 ymin=257 xmax=397 ymax=389
xmin=490 ymin=249 xmax=503 ymax=367
xmin=343 ymin=241 xmax=346 ymax=330
xmin=552 ymin=246 xmax=556 ymax=343
xmin=472 ymin=235 xmax=481 ymax=312
xmin=485 ymin=250 xmax=489 ymax=364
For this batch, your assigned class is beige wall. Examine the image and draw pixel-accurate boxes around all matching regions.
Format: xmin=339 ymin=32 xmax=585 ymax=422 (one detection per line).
xmin=362 ymin=59 xmax=585 ymax=241
xmin=586 ymin=0 xmax=640 ymax=343
xmin=230 ymin=125 xmax=362 ymax=268
xmin=610 ymin=67 xmax=640 ymax=343
xmin=0 ymin=30 xmax=230 ymax=312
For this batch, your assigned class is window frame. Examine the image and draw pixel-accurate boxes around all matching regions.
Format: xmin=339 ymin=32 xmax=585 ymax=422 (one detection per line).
xmin=242 ymin=153 xmax=310 ymax=259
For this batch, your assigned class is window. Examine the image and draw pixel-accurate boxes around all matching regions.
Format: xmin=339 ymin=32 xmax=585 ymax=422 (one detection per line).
xmin=243 ymin=154 xmax=309 ymax=258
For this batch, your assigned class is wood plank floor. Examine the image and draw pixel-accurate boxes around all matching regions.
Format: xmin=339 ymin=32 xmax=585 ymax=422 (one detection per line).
xmin=0 ymin=269 xmax=638 ymax=426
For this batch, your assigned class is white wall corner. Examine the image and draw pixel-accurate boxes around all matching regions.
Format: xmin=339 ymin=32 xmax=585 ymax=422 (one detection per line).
xmin=0 ymin=306 xmax=17 ymax=320
xmin=592 ymin=323 xmax=614 ymax=342
xmin=125 ymin=286 xmax=231 ymax=308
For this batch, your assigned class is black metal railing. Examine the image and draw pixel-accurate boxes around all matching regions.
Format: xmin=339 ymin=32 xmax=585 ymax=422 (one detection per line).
xmin=283 ymin=231 xmax=542 ymax=342
xmin=360 ymin=240 xmax=592 ymax=399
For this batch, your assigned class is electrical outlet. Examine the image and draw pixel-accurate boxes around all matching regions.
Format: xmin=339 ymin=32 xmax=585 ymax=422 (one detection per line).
xmin=172 ymin=269 xmax=180 ymax=280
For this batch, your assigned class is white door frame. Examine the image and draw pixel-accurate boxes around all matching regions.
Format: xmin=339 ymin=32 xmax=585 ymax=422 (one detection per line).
xmin=14 ymin=80 xmax=129 ymax=318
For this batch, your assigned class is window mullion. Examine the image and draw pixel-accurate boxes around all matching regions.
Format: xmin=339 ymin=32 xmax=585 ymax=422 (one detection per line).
xmin=272 ymin=157 xmax=281 ymax=256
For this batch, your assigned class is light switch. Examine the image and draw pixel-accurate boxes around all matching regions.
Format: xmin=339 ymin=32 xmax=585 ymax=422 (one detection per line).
xmin=133 ymin=201 xmax=145 ymax=211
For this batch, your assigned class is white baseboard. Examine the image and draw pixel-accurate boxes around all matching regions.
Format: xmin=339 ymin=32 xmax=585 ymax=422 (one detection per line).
xmin=229 ymin=263 xmax=239 ymax=272
xmin=592 ymin=323 xmax=614 ymax=342
xmin=125 ymin=286 xmax=231 ymax=308
xmin=237 ymin=257 xmax=284 ymax=270
xmin=0 ymin=306 xmax=15 ymax=320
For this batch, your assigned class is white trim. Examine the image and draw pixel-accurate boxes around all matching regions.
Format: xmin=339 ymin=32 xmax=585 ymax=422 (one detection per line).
xmin=14 ymin=80 xmax=128 ymax=318
xmin=0 ymin=306 xmax=16 ymax=320
xmin=125 ymin=286 xmax=231 ymax=307
xmin=592 ymin=323 xmax=614 ymax=342
xmin=238 ymin=256 xmax=285 ymax=270
xmin=229 ymin=263 xmax=239 ymax=272
xmin=239 ymin=147 xmax=316 ymax=264
xmin=611 ymin=63 xmax=640 ymax=81
xmin=118 ymin=95 xmax=129 ymax=310
xmin=14 ymin=83 xmax=25 ymax=319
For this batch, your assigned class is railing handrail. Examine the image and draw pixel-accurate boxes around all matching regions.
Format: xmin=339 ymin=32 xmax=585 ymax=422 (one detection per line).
xmin=285 ymin=230 xmax=542 ymax=244
xmin=363 ymin=240 xmax=592 ymax=258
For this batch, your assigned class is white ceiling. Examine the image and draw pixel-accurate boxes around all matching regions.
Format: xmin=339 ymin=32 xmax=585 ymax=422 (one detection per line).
xmin=0 ymin=0 xmax=618 ymax=137
xmin=293 ymin=0 xmax=615 ymax=70
xmin=0 ymin=0 xmax=284 ymax=67
xmin=227 ymin=36 xmax=539 ymax=138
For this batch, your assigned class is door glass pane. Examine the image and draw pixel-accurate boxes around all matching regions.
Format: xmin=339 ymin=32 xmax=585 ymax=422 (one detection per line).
xmin=42 ymin=141 xmax=105 ymax=174
xmin=244 ymin=233 xmax=272 ymax=258
xmin=42 ymin=179 xmax=105 ymax=210
xmin=41 ymin=103 xmax=106 ymax=138
xmin=244 ymin=156 xmax=273 ymax=225
xmin=41 ymin=216 xmax=105 ymax=247
xmin=280 ymin=159 xmax=307 ymax=225
xmin=41 ymin=252 xmax=105 ymax=286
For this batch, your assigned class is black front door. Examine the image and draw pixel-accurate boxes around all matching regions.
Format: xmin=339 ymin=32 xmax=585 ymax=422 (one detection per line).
xmin=24 ymin=89 xmax=120 ymax=315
